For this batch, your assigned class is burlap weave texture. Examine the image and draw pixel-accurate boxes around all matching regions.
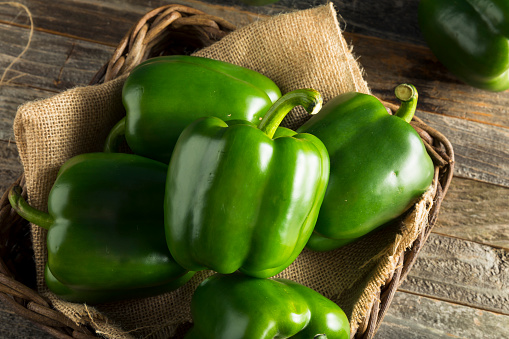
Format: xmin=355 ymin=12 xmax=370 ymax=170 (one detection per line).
xmin=13 ymin=3 xmax=432 ymax=338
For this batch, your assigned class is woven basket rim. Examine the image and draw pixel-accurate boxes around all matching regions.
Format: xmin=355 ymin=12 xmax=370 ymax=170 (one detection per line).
xmin=0 ymin=4 xmax=455 ymax=339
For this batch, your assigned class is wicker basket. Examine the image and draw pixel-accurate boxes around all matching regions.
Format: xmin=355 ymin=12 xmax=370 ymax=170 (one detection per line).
xmin=0 ymin=4 xmax=454 ymax=339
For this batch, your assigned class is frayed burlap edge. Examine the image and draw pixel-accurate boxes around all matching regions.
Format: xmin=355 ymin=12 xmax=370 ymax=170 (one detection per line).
xmin=346 ymin=186 xmax=435 ymax=333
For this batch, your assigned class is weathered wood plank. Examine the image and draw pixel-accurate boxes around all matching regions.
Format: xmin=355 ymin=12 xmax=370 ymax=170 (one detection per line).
xmin=0 ymin=0 xmax=139 ymax=46
xmin=377 ymin=291 xmax=509 ymax=339
xmin=400 ymin=233 xmax=509 ymax=315
xmin=435 ymin=177 xmax=509 ymax=250
xmin=0 ymin=22 xmax=114 ymax=92
xmin=417 ymin=110 xmax=509 ymax=187
xmin=2 ymin=1 xmax=509 ymax=130
xmin=0 ymin=84 xmax=54 ymax=141
xmin=0 ymin=0 xmax=263 ymax=44
xmin=0 ymin=140 xmax=22 ymax=194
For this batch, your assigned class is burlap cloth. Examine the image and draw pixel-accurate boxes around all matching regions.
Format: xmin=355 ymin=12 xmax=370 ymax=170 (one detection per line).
xmin=13 ymin=3 xmax=434 ymax=338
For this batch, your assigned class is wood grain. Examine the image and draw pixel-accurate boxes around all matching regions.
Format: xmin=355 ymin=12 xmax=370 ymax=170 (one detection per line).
xmin=435 ymin=177 xmax=509 ymax=250
xmin=401 ymin=233 xmax=509 ymax=315
xmin=0 ymin=22 xmax=114 ymax=92
xmin=0 ymin=84 xmax=53 ymax=141
xmin=377 ymin=291 xmax=509 ymax=339
xmin=417 ymin=110 xmax=509 ymax=187
xmin=0 ymin=140 xmax=22 ymax=194
xmin=0 ymin=0 xmax=262 ymax=44
xmin=0 ymin=0 xmax=140 ymax=46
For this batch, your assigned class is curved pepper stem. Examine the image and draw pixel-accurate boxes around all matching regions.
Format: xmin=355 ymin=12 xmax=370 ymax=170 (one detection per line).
xmin=394 ymin=83 xmax=418 ymax=123
xmin=103 ymin=117 xmax=126 ymax=153
xmin=8 ymin=186 xmax=53 ymax=230
xmin=258 ymin=88 xmax=323 ymax=139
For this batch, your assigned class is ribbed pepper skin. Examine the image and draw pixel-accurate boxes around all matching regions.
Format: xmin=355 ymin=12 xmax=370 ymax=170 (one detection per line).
xmin=297 ymin=91 xmax=434 ymax=251
xmin=185 ymin=273 xmax=350 ymax=339
xmin=164 ymin=117 xmax=329 ymax=278
xmin=11 ymin=153 xmax=193 ymax=304
xmin=419 ymin=0 xmax=509 ymax=91
xmin=121 ymin=55 xmax=281 ymax=163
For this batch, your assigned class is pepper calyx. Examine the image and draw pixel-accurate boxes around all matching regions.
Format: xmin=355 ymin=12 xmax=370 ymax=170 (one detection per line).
xmin=258 ymin=88 xmax=322 ymax=139
xmin=394 ymin=83 xmax=418 ymax=123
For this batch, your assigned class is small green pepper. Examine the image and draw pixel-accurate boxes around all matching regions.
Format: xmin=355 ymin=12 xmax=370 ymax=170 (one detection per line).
xmin=186 ymin=273 xmax=350 ymax=339
xmin=9 ymin=153 xmax=193 ymax=304
xmin=419 ymin=0 xmax=509 ymax=91
xmin=297 ymin=84 xmax=434 ymax=251
xmin=105 ymin=55 xmax=282 ymax=163
xmin=164 ymin=89 xmax=329 ymax=278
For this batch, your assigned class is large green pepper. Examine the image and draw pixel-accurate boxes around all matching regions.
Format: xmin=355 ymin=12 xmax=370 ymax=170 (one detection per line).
xmin=8 ymin=153 xmax=193 ymax=304
xmin=418 ymin=0 xmax=509 ymax=91
xmin=186 ymin=273 xmax=350 ymax=339
xmin=105 ymin=55 xmax=282 ymax=163
xmin=165 ymin=89 xmax=329 ymax=278
xmin=297 ymin=84 xmax=434 ymax=251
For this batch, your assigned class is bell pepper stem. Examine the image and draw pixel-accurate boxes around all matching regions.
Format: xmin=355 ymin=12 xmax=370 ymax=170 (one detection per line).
xmin=104 ymin=117 xmax=126 ymax=153
xmin=8 ymin=186 xmax=53 ymax=230
xmin=258 ymin=88 xmax=322 ymax=139
xmin=394 ymin=83 xmax=418 ymax=123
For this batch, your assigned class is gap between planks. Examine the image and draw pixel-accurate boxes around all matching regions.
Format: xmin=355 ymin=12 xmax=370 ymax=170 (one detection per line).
xmin=396 ymin=288 xmax=509 ymax=317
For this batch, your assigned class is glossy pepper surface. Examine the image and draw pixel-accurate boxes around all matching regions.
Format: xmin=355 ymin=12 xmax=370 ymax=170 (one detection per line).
xmin=105 ymin=55 xmax=282 ymax=163
xmin=297 ymin=84 xmax=434 ymax=251
xmin=8 ymin=153 xmax=193 ymax=304
xmin=419 ymin=0 xmax=509 ymax=91
xmin=165 ymin=89 xmax=329 ymax=278
xmin=186 ymin=273 xmax=350 ymax=339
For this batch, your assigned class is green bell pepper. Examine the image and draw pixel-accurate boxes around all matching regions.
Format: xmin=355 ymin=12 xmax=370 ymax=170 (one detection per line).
xmin=419 ymin=0 xmax=509 ymax=91
xmin=165 ymin=89 xmax=329 ymax=278
xmin=297 ymin=84 xmax=434 ymax=251
xmin=8 ymin=153 xmax=193 ymax=304
xmin=186 ymin=273 xmax=350 ymax=339
xmin=105 ymin=55 xmax=282 ymax=163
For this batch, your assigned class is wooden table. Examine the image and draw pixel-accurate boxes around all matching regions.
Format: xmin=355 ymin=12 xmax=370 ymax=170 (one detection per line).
xmin=0 ymin=0 xmax=507 ymax=338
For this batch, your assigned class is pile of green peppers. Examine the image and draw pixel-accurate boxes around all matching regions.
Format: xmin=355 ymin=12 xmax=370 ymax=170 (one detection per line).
xmin=10 ymin=55 xmax=435 ymax=338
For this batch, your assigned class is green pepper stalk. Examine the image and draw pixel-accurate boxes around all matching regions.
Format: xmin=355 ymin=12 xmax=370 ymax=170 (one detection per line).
xmin=258 ymin=88 xmax=323 ymax=137
xmin=103 ymin=117 xmax=126 ymax=153
xmin=9 ymin=186 xmax=53 ymax=230
xmin=298 ymin=84 xmax=434 ymax=252
xmin=9 ymin=153 xmax=194 ymax=304
xmin=164 ymin=88 xmax=329 ymax=278
xmin=394 ymin=83 xmax=418 ymax=123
